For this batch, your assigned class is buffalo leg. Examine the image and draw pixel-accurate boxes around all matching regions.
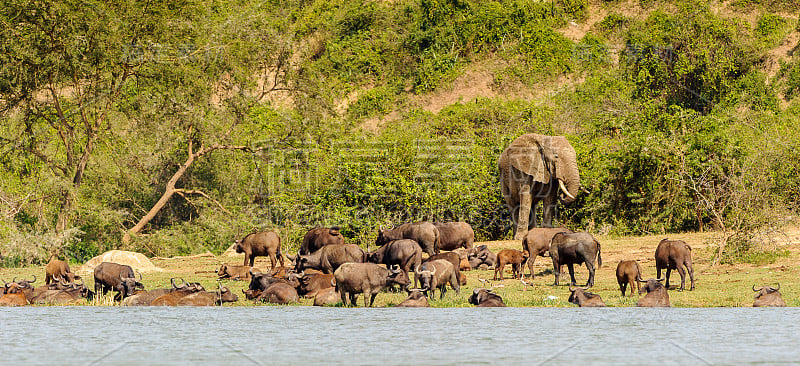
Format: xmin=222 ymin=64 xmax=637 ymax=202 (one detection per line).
xmin=586 ymin=262 xmax=595 ymax=287
xmin=665 ymin=268 xmax=672 ymax=289
xmin=675 ymin=265 xmax=686 ymax=291
xmin=685 ymin=261 xmax=695 ymax=291
xmin=552 ymin=258 xmax=560 ymax=286
xmin=567 ymin=264 xmax=577 ymax=286
xmin=633 ymin=279 xmax=640 ymax=295
xmin=268 ymin=254 xmax=276 ymax=270
xmin=440 ymin=285 xmax=446 ymax=299
xmin=527 ymin=256 xmax=536 ymax=280
xmin=619 ymin=281 xmax=626 ymax=296
xmin=350 ymin=293 xmax=358 ymax=307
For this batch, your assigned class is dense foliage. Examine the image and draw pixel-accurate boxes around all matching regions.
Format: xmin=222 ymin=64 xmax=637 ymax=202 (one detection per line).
xmin=0 ymin=0 xmax=797 ymax=265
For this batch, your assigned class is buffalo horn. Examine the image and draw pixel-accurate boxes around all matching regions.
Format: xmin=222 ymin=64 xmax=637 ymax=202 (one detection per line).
xmin=429 ymin=265 xmax=436 ymax=276
xmin=242 ymin=289 xmax=247 ymax=294
xmin=12 ymin=277 xmax=17 ymax=283
xmin=752 ymin=284 xmax=761 ymax=292
xmin=120 ymin=273 xmax=127 ymax=281
xmin=136 ymin=271 xmax=143 ymax=281
xmin=171 ymin=278 xmax=180 ymax=289
xmin=656 ymin=277 xmax=665 ymax=282
xmin=558 ymin=179 xmax=575 ymax=200
xmin=569 ymin=283 xmax=575 ymax=292
xmin=775 ymin=283 xmax=780 ymax=291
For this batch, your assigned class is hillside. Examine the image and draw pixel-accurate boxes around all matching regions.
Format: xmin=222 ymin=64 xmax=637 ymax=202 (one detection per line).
xmin=0 ymin=0 xmax=798 ymax=266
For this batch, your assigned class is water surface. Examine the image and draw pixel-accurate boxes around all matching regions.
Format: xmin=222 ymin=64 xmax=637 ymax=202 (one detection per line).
xmin=1 ymin=307 xmax=797 ymax=365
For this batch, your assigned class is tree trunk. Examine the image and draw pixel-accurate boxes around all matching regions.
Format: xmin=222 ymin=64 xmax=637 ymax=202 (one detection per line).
xmin=123 ymin=153 xmax=196 ymax=244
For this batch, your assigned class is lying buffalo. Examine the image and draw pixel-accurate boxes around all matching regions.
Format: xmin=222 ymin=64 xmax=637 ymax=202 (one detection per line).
xmin=294 ymin=272 xmax=335 ymax=298
xmin=549 ymin=232 xmax=602 ymax=287
xmin=376 ymin=222 xmax=439 ymax=256
xmin=655 ymin=239 xmax=695 ymax=291
xmin=177 ymin=286 xmax=238 ymax=306
xmin=313 ymin=287 xmax=341 ymax=306
xmin=150 ymin=280 xmax=206 ymax=306
xmin=300 ymin=227 xmax=345 ymax=255
xmin=234 ymin=231 xmax=284 ymax=268
xmin=753 ymin=284 xmax=786 ymax=307
xmin=0 ymin=278 xmax=36 ymax=306
xmin=616 ymin=260 xmax=643 ymax=297
xmin=637 ymin=278 xmax=670 ymax=307
xmin=568 ymin=285 xmax=605 ymax=307
xmin=521 ymin=227 xmax=573 ymax=279
xmin=217 ymin=264 xmax=252 ymax=281
xmin=467 ymin=245 xmax=497 ymax=269
xmin=31 ymin=279 xmax=94 ymax=305
xmin=415 ymin=259 xmax=459 ymax=299
xmin=469 ymin=288 xmax=505 ymax=307
xmin=433 ymin=222 xmax=474 ymax=251
xmin=369 ymin=239 xmax=422 ymax=278
xmin=296 ymin=244 xmax=366 ymax=274
xmin=45 ymin=258 xmax=80 ymax=285
xmin=395 ymin=287 xmax=430 ymax=307
xmin=120 ymin=278 xmax=194 ymax=306
xmin=334 ymin=263 xmax=410 ymax=307
xmin=93 ymin=262 xmax=144 ymax=300
xmin=255 ymin=282 xmax=299 ymax=304
xmin=495 ymin=249 xmax=529 ymax=280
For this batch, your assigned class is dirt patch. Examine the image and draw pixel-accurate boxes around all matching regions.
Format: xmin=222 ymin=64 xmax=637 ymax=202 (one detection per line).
xmin=76 ymin=250 xmax=163 ymax=275
xmin=418 ymin=65 xmax=498 ymax=113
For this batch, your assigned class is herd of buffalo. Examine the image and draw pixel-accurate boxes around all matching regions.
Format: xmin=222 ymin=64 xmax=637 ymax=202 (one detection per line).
xmin=0 ymin=222 xmax=788 ymax=307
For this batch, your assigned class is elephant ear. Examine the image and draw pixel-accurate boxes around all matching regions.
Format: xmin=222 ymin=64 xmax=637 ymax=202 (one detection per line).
xmin=503 ymin=134 xmax=550 ymax=183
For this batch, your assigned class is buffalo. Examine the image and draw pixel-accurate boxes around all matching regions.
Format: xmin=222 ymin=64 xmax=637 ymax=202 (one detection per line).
xmin=255 ymin=282 xmax=299 ymax=304
xmin=655 ymin=239 xmax=695 ymax=291
xmin=178 ymin=286 xmax=239 ymax=306
xmin=300 ymin=227 xmax=345 ymax=255
xmin=616 ymin=260 xmax=643 ymax=297
xmin=468 ymin=288 xmax=505 ymax=307
xmin=313 ymin=287 xmax=341 ymax=306
xmin=376 ymin=222 xmax=439 ymax=256
xmin=217 ymin=264 xmax=252 ymax=281
xmin=295 ymin=244 xmax=366 ymax=274
xmin=45 ymin=258 xmax=80 ymax=285
xmin=521 ymin=227 xmax=573 ymax=279
xmin=415 ymin=259 xmax=459 ymax=299
xmin=369 ymin=239 xmax=422 ymax=278
xmin=150 ymin=280 xmax=206 ymax=306
xmin=753 ymin=284 xmax=786 ymax=307
xmin=549 ymin=232 xmax=602 ymax=287
xmin=234 ymin=231 xmax=284 ymax=268
xmin=93 ymin=262 xmax=144 ymax=300
xmin=395 ymin=287 xmax=430 ymax=307
xmin=424 ymin=251 xmax=464 ymax=285
xmin=433 ymin=222 xmax=474 ymax=251
xmin=568 ymin=285 xmax=606 ymax=307
xmin=0 ymin=278 xmax=36 ymax=306
xmin=334 ymin=263 xmax=410 ymax=307
xmin=31 ymin=279 xmax=94 ymax=305
xmin=120 ymin=278 xmax=194 ymax=306
xmin=637 ymin=278 xmax=670 ymax=307
xmin=495 ymin=249 xmax=529 ymax=280
xmin=467 ymin=245 xmax=497 ymax=269
xmin=294 ymin=272 xmax=335 ymax=298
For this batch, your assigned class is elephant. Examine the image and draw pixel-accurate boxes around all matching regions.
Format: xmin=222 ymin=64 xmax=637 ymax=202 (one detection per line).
xmin=498 ymin=134 xmax=580 ymax=240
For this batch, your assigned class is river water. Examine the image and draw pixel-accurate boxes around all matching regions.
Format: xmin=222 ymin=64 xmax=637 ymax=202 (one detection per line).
xmin=1 ymin=307 xmax=797 ymax=365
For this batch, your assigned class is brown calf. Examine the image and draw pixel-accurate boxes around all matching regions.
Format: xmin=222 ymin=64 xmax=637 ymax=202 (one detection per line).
xmin=615 ymin=260 xmax=643 ymax=297
xmin=494 ymin=249 xmax=529 ymax=280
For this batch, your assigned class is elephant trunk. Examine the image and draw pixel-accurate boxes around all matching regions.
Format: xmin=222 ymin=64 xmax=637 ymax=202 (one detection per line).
xmin=557 ymin=142 xmax=580 ymax=205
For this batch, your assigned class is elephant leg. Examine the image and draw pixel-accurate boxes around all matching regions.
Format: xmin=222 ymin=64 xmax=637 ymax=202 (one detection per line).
xmin=515 ymin=181 xmax=533 ymax=240
xmin=542 ymin=188 xmax=557 ymax=228
xmin=685 ymin=261 xmax=695 ymax=291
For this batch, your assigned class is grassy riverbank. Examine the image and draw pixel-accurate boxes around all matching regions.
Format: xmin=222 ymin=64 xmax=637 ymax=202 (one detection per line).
xmin=3 ymin=227 xmax=799 ymax=307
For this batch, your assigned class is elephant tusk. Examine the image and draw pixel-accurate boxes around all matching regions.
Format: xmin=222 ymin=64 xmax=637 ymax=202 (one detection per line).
xmin=558 ymin=180 xmax=575 ymax=200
